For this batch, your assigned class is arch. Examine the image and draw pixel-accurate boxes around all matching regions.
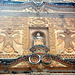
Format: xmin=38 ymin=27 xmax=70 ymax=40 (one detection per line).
xmin=32 ymin=31 xmax=45 ymax=37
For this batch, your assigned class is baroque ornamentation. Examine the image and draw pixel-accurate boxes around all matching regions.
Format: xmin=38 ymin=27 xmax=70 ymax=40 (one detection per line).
xmin=30 ymin=45 xmax=50 ymax=54
xmin=29 ymin=54 xmax=40 ymax=64
xmin=29 ymin=18 xmax=49 ymax=27
xmin=42 ymin=54 xmax=52 ymax=64
xmin=0 ymin=28 xmax=22 ymax=53
xmin=49 ymin=27 xmax=56 ymax=54
xmin=0 ymin=54 xmax=20 ymax=58
xmin=22 ymin=18 xmax=30 ymax=55
xmin=57 ymin=29 xmax=75 ymax=53
xmin=50 ymin=61 xmax=67 ymax=67
xmin=12 ymin=61 xmax=30 ymax=68
xmin=19 ymin=7 xmax=56 ymax=13
xmin=33 ymin=33 xmax=44 ymax=46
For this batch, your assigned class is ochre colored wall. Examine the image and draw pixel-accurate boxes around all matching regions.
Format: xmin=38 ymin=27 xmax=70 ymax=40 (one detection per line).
xmin=0 ymin=17 xmax=75 ymax=58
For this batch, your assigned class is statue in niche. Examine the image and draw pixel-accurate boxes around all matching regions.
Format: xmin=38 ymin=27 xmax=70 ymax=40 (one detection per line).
xmin=34 ymin=33 xmax=44 ymax=45
xmin=0 ymin=28 xmax=22 ymax=53
xmin=57 ymin=29 xmax=75 ymax=53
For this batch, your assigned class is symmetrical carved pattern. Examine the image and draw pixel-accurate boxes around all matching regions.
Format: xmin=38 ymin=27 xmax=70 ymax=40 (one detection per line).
xmin=29 ymin=18 xmax=49 ymax=27
xmin=23 ymin=7 xmax=57 ymax=12
xmin=0 ymin=17 xmax=75 ymax=58
xmin=0 ymin=28 xmax=22 ymax=53
xmin=29 ymin=54 xmax=40 ymax=64
xmin=0 ymin=54 xmax=20 ymax=58
xmin=65 ymin=18 xmax=75 ymax=29
xmin=9 ymin=54 xmax=72 ymax=69
xmin=30 ymin=45 xmax=50 ymax=54
xmin=57 ymin=29 xmax=75 ymax=53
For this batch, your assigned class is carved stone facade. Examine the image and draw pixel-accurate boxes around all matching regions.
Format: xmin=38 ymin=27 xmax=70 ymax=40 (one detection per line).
xmin=0 ymin=1 xmax=75 ymax=74
xmin=0 ymin=16 xmax=75 ymax=58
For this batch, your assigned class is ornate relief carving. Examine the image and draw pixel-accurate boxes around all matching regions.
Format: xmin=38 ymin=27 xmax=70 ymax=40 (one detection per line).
xmin=43 ymin=8 xmax=58 ymax=12
xmin=0 ymin=28 xmax=22 ymax=53
xmin=42 ymin=54 xmax=52 ymax=64
xmin=33 ymin=33 xmax=44 ymax=45
xmin=50 ymin=61 xmax=67 ymax=67
xmin=4 ymin=7 xmax=57 ymax=13
xmin=30 ymin=45 xmax=50 ymax=54
xmin=65 ymin=18 xmax=75 ymax=29
xmin=57 ymin=29 xmax=75 ymax=53
xmin=38 ymin=63 xmax=45 ymax=70
xmin=0 ymin=17 xmax=74 ymax=59
xmin=49 ymin=27 xmax=56 ymax=55
xmin=55 ymin=29 xmax=75 ymax=54
xmin=29 ymin=54 xmax=40 ymax=64
xmin=48 ymin=18 xmax=75 ymax=30
xmin=29 ymin=18 xmax=49 ymax=27
xmin=0 ymin=54 xmax=20 ymax=58
xmin=12 ymin=61 xmax=30 ymax=68
xmin=22 ymin=20 xmax=30 ymax=55
xmin=23 ymin=7 xmax=36 ymax=12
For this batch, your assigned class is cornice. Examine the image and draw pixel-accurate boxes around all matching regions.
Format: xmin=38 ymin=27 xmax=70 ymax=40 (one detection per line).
xmin=0 ymin=1 xmax=75 ymax=10
xmin=0 ymin=1 xmax=75 ymax=8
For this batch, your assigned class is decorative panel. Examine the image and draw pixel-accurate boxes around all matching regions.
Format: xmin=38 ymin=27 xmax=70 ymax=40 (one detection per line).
xmin=0 ymin=17 xmax=75 ymax=58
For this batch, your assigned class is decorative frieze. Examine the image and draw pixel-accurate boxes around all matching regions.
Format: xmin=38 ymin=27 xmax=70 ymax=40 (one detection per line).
xmin=29 ymin=17 xmax=49 ymax=27
xmin=0 ymin=17 xmax=74 ymax=58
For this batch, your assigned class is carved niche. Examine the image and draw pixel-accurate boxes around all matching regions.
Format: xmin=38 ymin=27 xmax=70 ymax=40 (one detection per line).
xmin=29 ymin=28 xmax=49 ymax=48
xmin=29 ymin=18 xmax=49 ymax=48
xmin=33 ymin=32 xmax=44 ymax=45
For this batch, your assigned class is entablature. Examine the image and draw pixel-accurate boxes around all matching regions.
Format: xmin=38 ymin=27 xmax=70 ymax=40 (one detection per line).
xmin=0 ymin=1 xmax=75 ymax=12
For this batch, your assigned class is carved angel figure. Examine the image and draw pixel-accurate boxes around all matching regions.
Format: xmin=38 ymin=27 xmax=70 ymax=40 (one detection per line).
xmin=0 ymin=28 xmax=22 ymax=53
xmin=57 ymin=29 xmax=75 ymax=52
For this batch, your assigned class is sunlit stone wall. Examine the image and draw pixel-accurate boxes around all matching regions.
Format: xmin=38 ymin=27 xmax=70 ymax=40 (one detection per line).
xmin=0 ymin=16 xmax=75 ymax=58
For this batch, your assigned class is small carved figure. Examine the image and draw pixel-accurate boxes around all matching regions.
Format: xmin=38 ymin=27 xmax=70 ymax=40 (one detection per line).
xmin=57 ymin=29 xmax=75 ymax=52
xmin=34 ymin=33 xmax=44 ymax=45
xmin=0 ymin=28 xmax=22 ymax=53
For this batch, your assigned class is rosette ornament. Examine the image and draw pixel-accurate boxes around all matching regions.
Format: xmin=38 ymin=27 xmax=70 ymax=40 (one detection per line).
xmin=42 ymin=54 xmax=52 ymax=64
xmin=29 ymin=54 xmax=40 ymax=64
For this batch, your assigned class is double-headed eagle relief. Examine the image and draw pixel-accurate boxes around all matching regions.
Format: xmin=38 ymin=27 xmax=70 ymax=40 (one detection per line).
xmin=57 ymin=29 xmax=75 ymax=53
xmin=0 ymin=28 xmax=22 ymax=53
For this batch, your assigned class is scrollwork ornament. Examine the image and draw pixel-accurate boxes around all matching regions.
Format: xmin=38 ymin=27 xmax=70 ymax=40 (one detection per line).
xmin=29 ymin=54 xmax=40 ymax=64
